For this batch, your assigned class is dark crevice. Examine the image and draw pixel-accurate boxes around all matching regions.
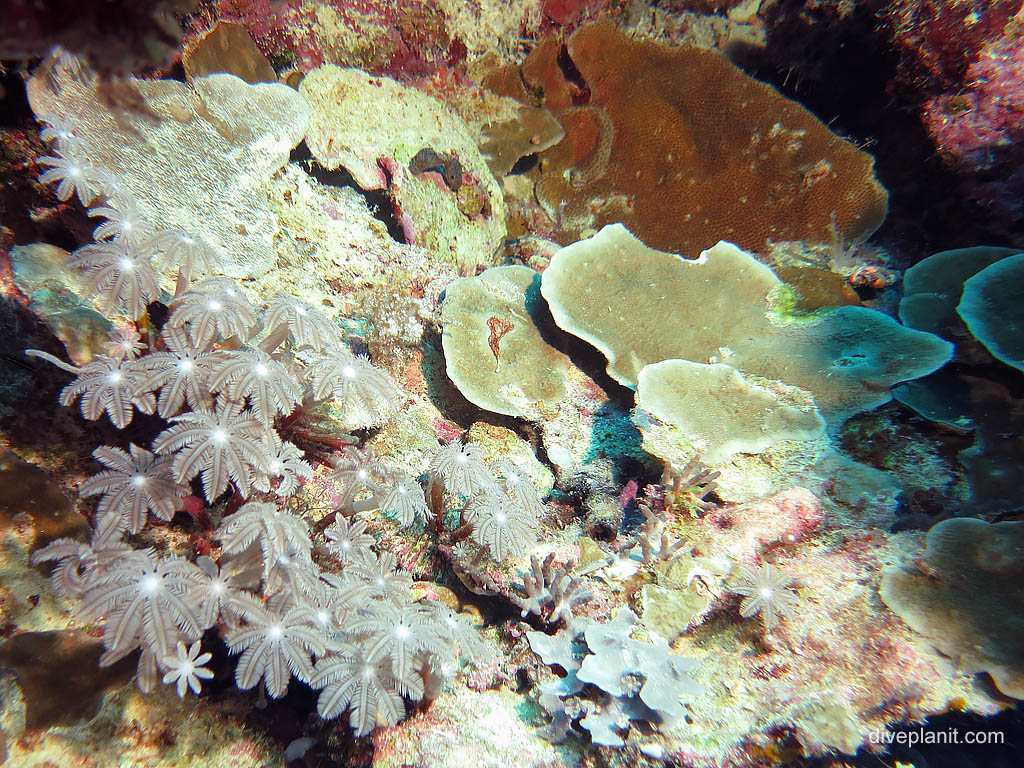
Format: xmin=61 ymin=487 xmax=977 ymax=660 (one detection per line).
xmin=290 ymin=141 xmax=406 ymax=244
xmin=1 ymin=62 xmax=93 ymax=250
xmin=508 ymin=152 xmax=539 ymax=175
xmin=726 ymin=0 xmax=1015 ymax=260
xmin=0 ymin=61 xmax=33 ymax=127
xmin=556 ymin=43 xmax=590 ymax=105
xmin=166 ymin=60 xmax=188 ymax=83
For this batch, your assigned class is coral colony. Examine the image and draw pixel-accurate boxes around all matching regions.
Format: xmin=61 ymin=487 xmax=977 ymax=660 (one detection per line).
xmin=0 ymin=3 xmax=1021 ymax=767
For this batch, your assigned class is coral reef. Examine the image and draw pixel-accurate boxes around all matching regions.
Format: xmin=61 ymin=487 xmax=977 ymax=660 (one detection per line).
xmin=182 ymin=21 xmax=278 ymax=84
xmin=1 ymin=8 xmax=1021 ymax=768
xmin=899 ymin=245 xmax=1020 ymax=356
xmin=216 ymin=0 xmax=544 ymax=77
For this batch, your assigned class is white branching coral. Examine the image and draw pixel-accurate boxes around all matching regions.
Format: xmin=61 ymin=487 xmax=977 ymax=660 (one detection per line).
xmin=258 ymin=438 xmax=313 ymax=497
xmin=350 ymin=550 xmax=413 ymax=601
xmin=24 ymin=54 xmax=503 ymax=743
xmin=376 ymin=473 xmax=432 ymax=528
xmin=466 ymin=489 xmax=535 ymax=561
xmin=38 ymin=113 xmax=80 ymax=154
xmin=31 ymin=537 xmax=135 ymax=599
xmin=328 ymin=445 xmax=390 ymax=507
xmin=133 ymin=325 xmax=215 ymax=418
xmin=323 ymin=516 xmax=376 ymax=565
xmin=89 ymin=200 xmax=148 ymax=246
xmin=491 ymin=458 xmax=546 ymax=519
xmin=311 ymin=645 xmax=404 ymax=735
xmin=103 ymin=326 xmax=147 ymax=362
xmin=347 ymin=601 xmax=445 ymax=697
xmin=143 ymin=229 xmax=220 ymax=296
xmin=217 ymin=502 xmax=313 ymax=585
xmin=513 ymin=553 xmax=591 ymax=625
xmin=261 ymin=294 xmax=339 ymax=353
xmin=79 ymin=550 xmax=206 ymax=660
xmin=37 ymin=150 xmax=110 ymax=205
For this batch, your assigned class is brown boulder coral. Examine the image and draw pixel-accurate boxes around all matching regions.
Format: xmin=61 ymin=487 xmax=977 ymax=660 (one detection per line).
xmin=516 ymin=21 xmax=888 ymax=254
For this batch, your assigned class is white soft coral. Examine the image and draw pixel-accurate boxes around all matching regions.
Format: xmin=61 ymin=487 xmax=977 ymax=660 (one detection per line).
xmin=731 ymin=561 xmax=799 ymax=630
xmin=162 ymin=640 xmax=214 ymax=698
xmin=37 ymin=150 xmax=111 ymax=205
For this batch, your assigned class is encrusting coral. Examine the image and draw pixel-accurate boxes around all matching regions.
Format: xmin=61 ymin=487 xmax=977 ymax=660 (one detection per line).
xmin=26 ymin=55 xmax=310 ymax=279
xmin=495 ymin=20 xmax=889 ymax=254
xmin=440 ymin=264 xmax=571 ymax=417
xmin=299 ymin=64 xmax=506 ymax=271
xmin=635 ymin=359 xmax=826 ymax=463
xmin=957 ymin=253 xmax=1024 ymax=372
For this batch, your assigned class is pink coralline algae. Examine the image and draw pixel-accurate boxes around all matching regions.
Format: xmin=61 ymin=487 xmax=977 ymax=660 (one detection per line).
xmin=216 ymin=0 xmax=325 ymax=69
xmin=888 ymin=0 xmax=1021 ymax=91
xmin=925 ymin=39 xmax=1024 ymax=215
xmin=913 ymin=6 xmax=1024 ymax=228
xmin=704 ymin=487 xmax=825 ymax=562
xmin=217 ymin=0 xmax=468 ymax=77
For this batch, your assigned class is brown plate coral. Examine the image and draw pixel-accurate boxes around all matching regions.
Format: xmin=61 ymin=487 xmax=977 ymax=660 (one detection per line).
xmin=502 ymin=21 xmax=889 ymax=255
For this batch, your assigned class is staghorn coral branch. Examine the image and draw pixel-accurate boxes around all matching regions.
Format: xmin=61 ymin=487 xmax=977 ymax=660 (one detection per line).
xmin=623 ymin=502 xmax=689 ymax=565
xmin=664 ymin=455 xmax=721 ymax=513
